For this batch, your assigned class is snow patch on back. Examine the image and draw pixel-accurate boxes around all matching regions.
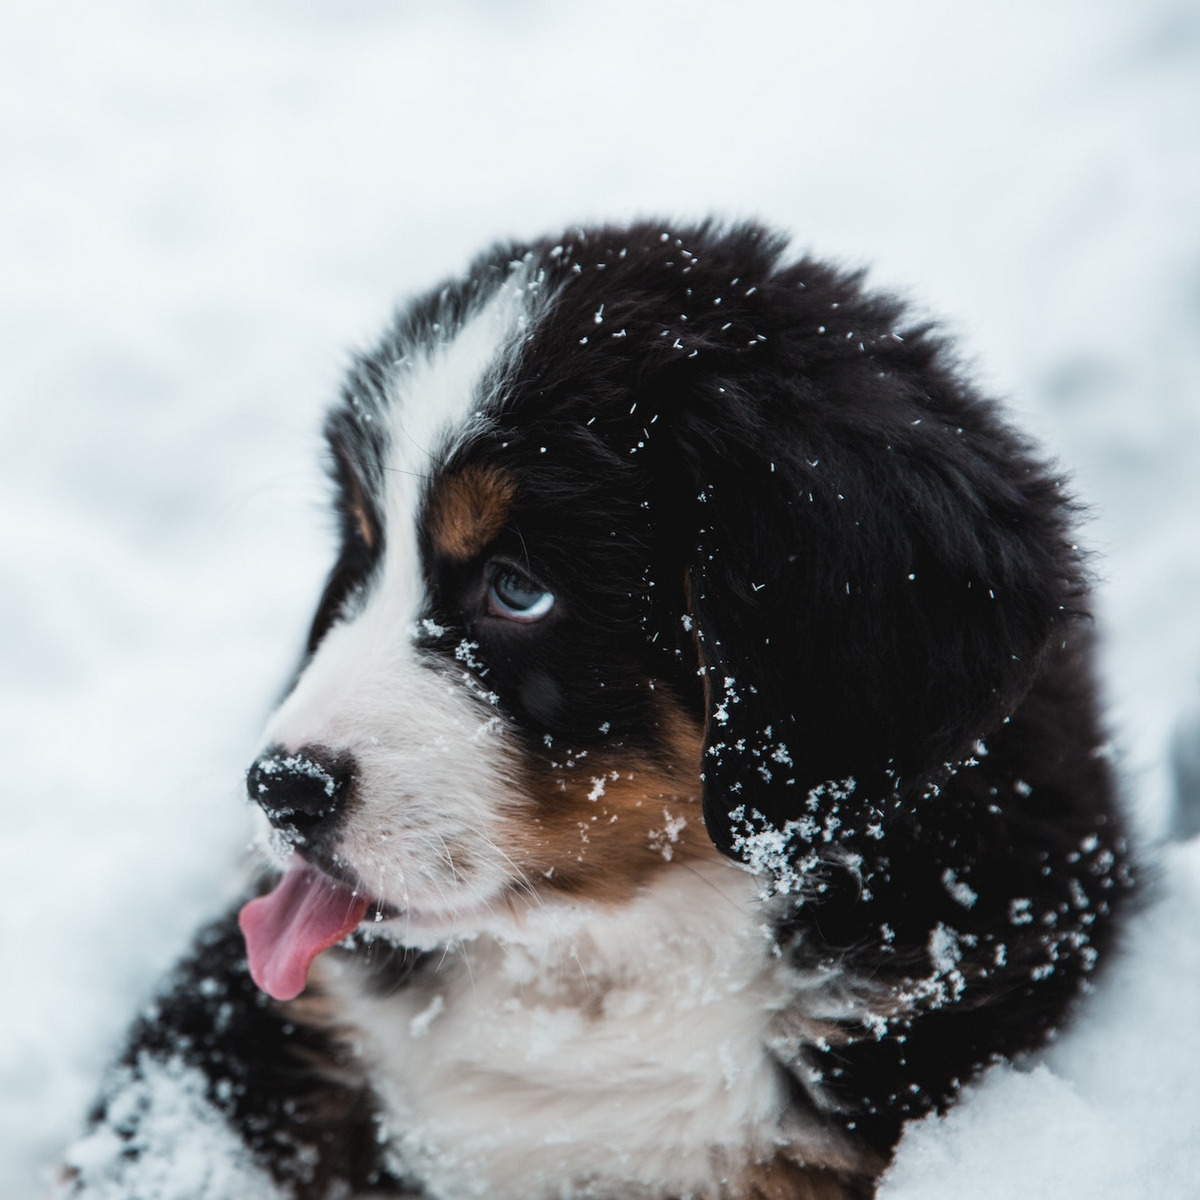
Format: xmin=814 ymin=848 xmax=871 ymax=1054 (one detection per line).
xmin=58 ymin=1055 xmax=282 ymax=1200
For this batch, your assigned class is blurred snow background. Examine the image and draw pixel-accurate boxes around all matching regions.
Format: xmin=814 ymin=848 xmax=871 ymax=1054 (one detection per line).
xmin=2 ymin=1 xmax=1199 ymax=1196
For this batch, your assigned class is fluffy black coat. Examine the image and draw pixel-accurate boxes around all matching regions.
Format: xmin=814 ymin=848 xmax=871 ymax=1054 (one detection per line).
xmin=64 ymin=221 xmax=1135 ymax=1198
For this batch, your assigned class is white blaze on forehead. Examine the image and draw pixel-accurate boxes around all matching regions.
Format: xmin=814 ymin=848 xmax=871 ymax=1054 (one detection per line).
xmin=272 ymin=270 xmax=534 ymax=733
xmin=381 ymin=269 xmax=535 ymax=625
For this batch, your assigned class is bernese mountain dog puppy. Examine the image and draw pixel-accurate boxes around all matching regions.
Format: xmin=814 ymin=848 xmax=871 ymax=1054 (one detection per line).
xmin=62 ymin=221 xmax=1136 ymax=1200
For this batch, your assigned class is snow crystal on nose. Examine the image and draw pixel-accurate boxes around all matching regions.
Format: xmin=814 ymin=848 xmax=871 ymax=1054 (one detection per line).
xmin=254 ymin=752 xmax=338 ymax=798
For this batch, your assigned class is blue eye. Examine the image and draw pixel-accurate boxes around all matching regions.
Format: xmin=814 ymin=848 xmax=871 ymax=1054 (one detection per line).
xmin=488 ymin=566 xmax=555 ymax=623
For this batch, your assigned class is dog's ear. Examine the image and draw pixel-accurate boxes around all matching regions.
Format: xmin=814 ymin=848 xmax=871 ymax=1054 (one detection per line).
xmin=660 ymin=349 xmax=1083 ymax=859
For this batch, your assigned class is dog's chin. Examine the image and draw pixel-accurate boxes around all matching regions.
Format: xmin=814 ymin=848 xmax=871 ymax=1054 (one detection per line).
xmin=241 ymin=843 xmax=524 ymax=1000
xmin=323 ymin=854 xmax=605 ymax=950
xmin=250 ymin=814 xmax=600 ymax=959
xmin=252 ymin=839 xmax=519 ymax=945
xmin=356 ymin=893 xmax=524 ymax=949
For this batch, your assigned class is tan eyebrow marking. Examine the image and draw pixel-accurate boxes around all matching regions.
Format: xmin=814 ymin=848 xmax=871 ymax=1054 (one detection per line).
xmin=329 ymin=435 xmax=378 ymax=552
xmin=348 ymin=474 xmax=376 ymax=551
xmin=428 ymin=465 xmax=517 ymax=561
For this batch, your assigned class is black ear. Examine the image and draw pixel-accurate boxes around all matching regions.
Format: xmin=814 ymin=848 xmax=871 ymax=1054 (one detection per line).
xmin=667 ymin=337 xmax=1083 ymax=860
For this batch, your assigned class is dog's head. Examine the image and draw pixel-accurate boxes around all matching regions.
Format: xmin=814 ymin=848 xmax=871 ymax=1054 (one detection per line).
xmin=239 ymin=222 xmax=1082 ymax=999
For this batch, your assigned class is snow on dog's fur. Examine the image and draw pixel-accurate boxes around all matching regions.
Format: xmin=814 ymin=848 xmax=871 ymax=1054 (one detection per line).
xmin=61 ymin=222 xmax=1136 ymax=1200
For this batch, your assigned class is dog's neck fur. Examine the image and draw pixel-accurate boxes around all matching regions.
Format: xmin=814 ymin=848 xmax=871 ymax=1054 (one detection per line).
xmin=316 ymin=855 xmax=870 ymax=1200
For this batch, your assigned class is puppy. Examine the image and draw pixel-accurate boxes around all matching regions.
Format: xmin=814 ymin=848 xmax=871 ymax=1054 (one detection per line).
xmin=61 ymin=221 xmax=1135 ymax=1200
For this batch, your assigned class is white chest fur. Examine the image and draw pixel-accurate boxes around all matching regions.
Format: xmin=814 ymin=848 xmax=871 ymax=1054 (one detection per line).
xmin=323 ymin=860 xmax=848 ymax=1200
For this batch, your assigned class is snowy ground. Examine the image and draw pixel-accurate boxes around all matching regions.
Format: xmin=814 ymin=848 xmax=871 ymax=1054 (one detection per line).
xmin=3 ymin=2 xmax=1199 ymax=1196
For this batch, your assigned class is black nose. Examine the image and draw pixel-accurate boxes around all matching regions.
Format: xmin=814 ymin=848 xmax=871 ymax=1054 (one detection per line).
xmin=247 ymin=745 xmax=354 ymax=834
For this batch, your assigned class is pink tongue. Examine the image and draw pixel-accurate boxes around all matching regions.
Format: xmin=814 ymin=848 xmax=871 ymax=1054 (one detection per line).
xmin=238 ymin=856 xmax=369 ymax=1001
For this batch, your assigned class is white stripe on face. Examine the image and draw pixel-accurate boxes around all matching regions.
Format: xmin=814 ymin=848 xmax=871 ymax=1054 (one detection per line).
xmin=378 ymin=268 xmax=536 ymax=625
xmin=260 ymin=265 xmax=539 ymax=923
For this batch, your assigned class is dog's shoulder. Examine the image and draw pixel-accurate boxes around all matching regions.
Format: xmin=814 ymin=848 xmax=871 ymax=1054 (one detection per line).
xmin=58 ymin=907 xmax=412 ymax=1199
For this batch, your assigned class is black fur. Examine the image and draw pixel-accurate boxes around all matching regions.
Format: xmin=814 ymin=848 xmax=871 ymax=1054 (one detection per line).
xmin=66 ymin=220 xmax=1135 ymax=1197
xmin=404 ymin=222 xmax=1135 ymax=1150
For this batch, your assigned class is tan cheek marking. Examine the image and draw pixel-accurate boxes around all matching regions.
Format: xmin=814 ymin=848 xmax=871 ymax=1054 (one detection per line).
xmin=499 ymin=701 xmax=718 ymax=904
xmin=429 ymin=466 xmax=516 ymax=561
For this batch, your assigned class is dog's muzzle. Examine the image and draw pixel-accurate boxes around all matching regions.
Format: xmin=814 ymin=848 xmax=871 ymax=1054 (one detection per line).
xmin=246 ymin=745 xmax=355 ymax=839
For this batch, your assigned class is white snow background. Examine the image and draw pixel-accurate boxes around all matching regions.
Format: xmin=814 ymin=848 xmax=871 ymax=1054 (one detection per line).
xmin=3 ymin=1 xmax=1199 ymax=1196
